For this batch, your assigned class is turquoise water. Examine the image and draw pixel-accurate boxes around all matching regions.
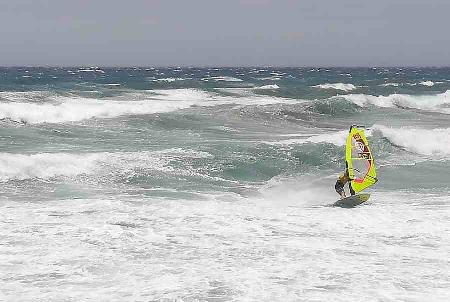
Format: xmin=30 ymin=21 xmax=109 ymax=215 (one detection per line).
xmin=0 ymin=67 xmax=449 ymax=301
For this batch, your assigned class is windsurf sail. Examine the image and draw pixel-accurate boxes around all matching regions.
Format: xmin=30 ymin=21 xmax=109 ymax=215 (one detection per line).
xmin=345 ymin=125 xmax=377 ymax=193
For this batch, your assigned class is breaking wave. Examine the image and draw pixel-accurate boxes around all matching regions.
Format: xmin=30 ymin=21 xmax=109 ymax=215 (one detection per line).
xmin=263 ymin=125 xmax=450 ymax=157
xmin=263 ymin=130 xmax=349 ymax=146
xmin=338 ymin=90 xmax=450 ymax=114
xmin=0 ymin=91 xmax=56 ymax=102
xmin=379 ymin=83 xmax=400 ymax=87
xmin=0 ymin=89 xmax=298 ymax=124
xmin=151 ymin=78 xmax=187 ymax=82
xmin=0 ymin=152 xmax=102 ymax=181
xmin=202 ymin=76 xmax=243 ymax=82
xmin=0 ymin=148 xmax=211 ymax=182
xmin=373 ymin=125 xmax=450 ymax=156
xmin=419 ymin=81 xmax=435 ymax=87
xmin=313 ymin=83 xmax=356 ymax=91
xmin=255 ymin=84 xmax=280 ymax=90
xmin=0 ymin=96 xmax=196 ymax=124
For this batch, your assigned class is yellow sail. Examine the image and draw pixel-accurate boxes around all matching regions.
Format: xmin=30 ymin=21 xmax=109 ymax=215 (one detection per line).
xmin=345 ymin=126 xmax=377 ymax=193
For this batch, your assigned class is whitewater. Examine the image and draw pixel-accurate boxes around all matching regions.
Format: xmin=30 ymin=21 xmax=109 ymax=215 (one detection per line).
xmin=0 ymin=67 xmax=449 ymax=301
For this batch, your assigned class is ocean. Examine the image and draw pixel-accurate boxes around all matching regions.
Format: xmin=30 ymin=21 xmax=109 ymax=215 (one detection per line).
xmin=0 ymin=67 xmax=449 ymax=301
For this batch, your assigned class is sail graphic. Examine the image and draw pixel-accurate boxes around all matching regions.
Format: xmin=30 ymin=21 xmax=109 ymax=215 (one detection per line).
xmin=345 ymin=126 xmax=377 ymax=193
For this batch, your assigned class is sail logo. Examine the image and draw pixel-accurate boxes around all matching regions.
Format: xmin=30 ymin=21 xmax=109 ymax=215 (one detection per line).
xmin=356 ymin=142 xmax=365 ymax=152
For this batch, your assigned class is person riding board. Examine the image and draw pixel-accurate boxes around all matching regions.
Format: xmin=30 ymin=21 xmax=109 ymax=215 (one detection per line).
xmin=335 ymin=167 xmax=355 ymax=199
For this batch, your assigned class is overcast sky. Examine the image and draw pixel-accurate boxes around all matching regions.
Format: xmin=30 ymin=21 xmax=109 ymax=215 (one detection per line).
xmin=1 ymin=0 xmax=449 ymax=66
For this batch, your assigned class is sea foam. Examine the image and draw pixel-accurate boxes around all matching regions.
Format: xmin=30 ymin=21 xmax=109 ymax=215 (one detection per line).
xmin=419 ymin=81 xmax=435 ymax=86
xmin=339 ymin=90 xmax=450 ymax=114
xmin=0 ymin=88 xmax=299 ymax=124
xmin=263 ymin=130 xmax=350 ymax=146
xmin=0 ymin=89 xmax=211 ymax=124
xmin=152 ymin=78 xmax=186 ymax=82
xmin=0 ymin=149 xmax=212 ymax=182
xmin=0 ymin=153 xmax=101 ymax=181
xmin=373 ymin=125 xmax=450 ymax=156
xmin=265 ymin=125 xmax=450 ymax=157
xmin=202 ymin=76 xmax=243 ymax=82
xmin=0 ymin=95 xmax=195 ymax=124
xmin=313 ymin=83 xmax=356 ymax=91
xmin=255 ymin=84 xmax=280 ymax=90
xmin=380 ymin=83 xmax=400 ymax=87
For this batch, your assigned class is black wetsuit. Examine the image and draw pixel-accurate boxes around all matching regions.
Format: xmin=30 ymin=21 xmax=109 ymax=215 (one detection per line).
xmin=335 ymin=176 xmax=355 ymax=196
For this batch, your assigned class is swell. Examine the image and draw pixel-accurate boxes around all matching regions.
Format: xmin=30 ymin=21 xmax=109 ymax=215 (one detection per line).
xmin=0 ymin=90 xmax=207 ymax=124
xmin=0 ymin=149 xmax=210 ymax=182
xmin=0 ymin=143 xmax=341 ymax=184
xmin=1 ymin=125 xmax=448 ymax=195
xmin=372 ymin=125 xmax=450 ymax=156
xmin=263 ymin=125 xmax=450 ymax=159
xmin=335 ymin=90 xmax=450 ymax=114
xmin=0 ymin=88 xmax=297 ymax=124
xmin=1 ymin=87 xmax=449 ymax=125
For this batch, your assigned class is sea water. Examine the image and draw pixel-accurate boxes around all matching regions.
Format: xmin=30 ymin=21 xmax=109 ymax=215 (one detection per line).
xmin=0 ymin=67 xmax=449 ymax=301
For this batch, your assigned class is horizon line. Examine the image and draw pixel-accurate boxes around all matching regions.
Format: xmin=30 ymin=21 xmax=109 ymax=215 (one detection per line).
xmin=1 ymin=65 xmax=449 ymax=69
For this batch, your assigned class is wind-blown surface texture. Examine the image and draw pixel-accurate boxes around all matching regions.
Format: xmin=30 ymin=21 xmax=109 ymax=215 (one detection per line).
xmin=0 ymin=67 xmax=449 ymax=301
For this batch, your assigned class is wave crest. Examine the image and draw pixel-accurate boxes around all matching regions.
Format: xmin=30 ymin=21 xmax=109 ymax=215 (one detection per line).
xmin=263 ymin=130 xmax=350 ymax=146
xmin=0 ymin=153 xmax=101 ymax=181
xmin=264 ymin=125 xmax=450 ymax=157
xmin=373 ymin=125 xmax=450 ymax=156
xmin=0 ymin=96 xmax=195 ymax=124
xmin=0 ymin=88 xmax=299 ymax=124
xmin=0 ymin=149 xmax=211 ymax=182
xmin=420 ymin=81 xmax=435 ymax=86
xmin=313 ymin=83 xmax=356 ymax=91
xmin=255 ymin=84 xmax=280 ymax=90
xmin=338 ymin=90 xmax=450 ymax=114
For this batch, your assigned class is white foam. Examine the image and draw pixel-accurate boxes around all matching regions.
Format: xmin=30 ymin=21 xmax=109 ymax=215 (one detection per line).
xmin=339 ymin=90 xmax=450 ymax=114
xmin=213 ymin=88 xmax=297 ymax=106
xmin=150 ymin=89 xmax=213 ymax=101
xmin=313 ymin=83 xmax=357 ymax=91
xmin=263 ymin=130 xmax=350 ymax=146
xmin=0 ymin=89 xmax=214 ymax=124
xmin=380 ymin=83 xmax=400 ymax=87
xmin=305 ymin=130 xmax=351 ymax=146
xmin=255 ymin=84 xmax=280 ymax=90
xmin=225 ymin=95 xmax=295 ymax=106
xmin=77 ymin=68 xmax=104 ymax=73
xmin=202 ymin=76 xmax=243 ymax=82
xmin=264 ymin=124 xmax=450 ymax=158
xmin=0 ymin=88 xmax=300 ymax=124
xmin=155 ymin=147 xmax=212 ymax=159
xmin=373 ymin=125 xmax=450 ymax=156
xmin=152 ymin=78 xmax=186 ymax=82
xmin=0 ymin=149 xmax=212 ymax=182
xmin=258 ymin=174 xmax=335 ymax=206
xmin=0 ymin=153 xmax=101 ymax=181
xmin=0 ymin=91 xmax=54 ymax=102
xmin=0 ymin=96 xmax=195 ymax=124
xmin=420 ymin=81 xmax=435 ymax=87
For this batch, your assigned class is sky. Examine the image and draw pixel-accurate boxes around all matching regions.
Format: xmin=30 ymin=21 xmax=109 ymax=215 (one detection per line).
xmin=0 ymin=0 xmax=449 ymax=66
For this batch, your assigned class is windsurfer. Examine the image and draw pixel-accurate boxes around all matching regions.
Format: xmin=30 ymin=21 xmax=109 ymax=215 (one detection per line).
xmin=334 ymin=170 xmax=355 ymax=199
